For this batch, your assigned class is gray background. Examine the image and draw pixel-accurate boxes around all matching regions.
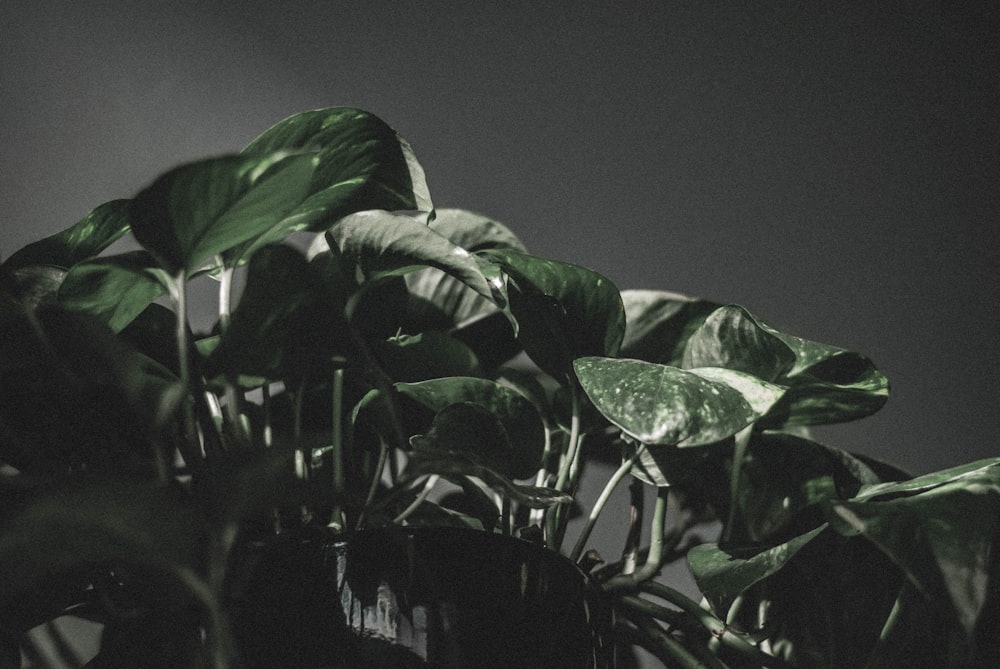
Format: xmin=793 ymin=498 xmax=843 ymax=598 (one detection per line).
xmin=3 ymin=1 xmax=998 ymax=666
xmin=4 ymin=1 xmax=996 ymax=475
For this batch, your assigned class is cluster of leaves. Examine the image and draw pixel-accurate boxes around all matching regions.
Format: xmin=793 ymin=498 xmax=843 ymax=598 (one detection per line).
xmin=0 ymin=107 xmax=997 ymax=668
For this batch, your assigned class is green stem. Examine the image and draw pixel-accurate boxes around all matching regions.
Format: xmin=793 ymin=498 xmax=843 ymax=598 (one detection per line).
xmin=356 ymin=437 xmax=390 ymax=530
xmin=569 ymin=446 xmax=645 ymax=562
xmin=723 ymin=424 xmax=753 ymax=544
xmin=549 ymin=383 xmax=584 ymax=550
xmin=170 ymin=271 xmax=201 ymax=454
xmin=329 ymin=367 xmax=346 ymax=530
xmin=627 ymin=613 xmax=714 ymax=669
xmin=554 ymin=383 xmax=582 ymax=493
xmin=622 ymin=475 xmax=645 ymax=574
xmin=392 ymin=474 xmax=439 ymax=524
xmin=604 ymin=486 xmax=668 ymax=590
xmin=217 ymin=261 xmax=233 ymax=333
xmin=640 ymin=582 xmax=795 ymax=669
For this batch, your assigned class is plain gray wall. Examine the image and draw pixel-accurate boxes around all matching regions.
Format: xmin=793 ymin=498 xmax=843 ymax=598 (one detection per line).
xmin=4 ymin=1 xmax=996 ymax=475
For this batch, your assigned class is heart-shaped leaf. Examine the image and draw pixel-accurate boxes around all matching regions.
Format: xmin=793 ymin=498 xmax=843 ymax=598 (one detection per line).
xmin=423 ymin=208 xmax=527 ymax=253
xmin=764 ymin=350 xmax=890 ymax=426
xmin=404 ymin=210 xmax=525 ymax=329
xmin=326 ymin=210 xmax=507 ymax=308
xmin=481 ymin=249 xmax=625 ymax=382
xmin=395 ymin=377 xmax=545 ymax=479
xmin=206 ymin=244 xmax=351 ymax=381
xmin=682 ymin=305 xmax=797 ymax=382
xmin=243 ymin=107 xmax=432 ymax=218
xmin=619 ymin=289 xmax=721 ymax=366
xmin=129 ymin=152 xmax=317 ymax=274
xmin=2 ymin=199 xmax=131 ymax=271
xmin=829 ymin=458 xmax=1000 ymax=637
xmin=725 ymin=431 xmax=883 ymax=544
xmin=573 ymin=356 xmax=758 ymax=446
xmin=375 ymin=331 xmax=479 ymax=382
xmin=688 ymin=524 xmax=829 ymax=616
xmin=57 ymin=251 xmax=170 ymax=332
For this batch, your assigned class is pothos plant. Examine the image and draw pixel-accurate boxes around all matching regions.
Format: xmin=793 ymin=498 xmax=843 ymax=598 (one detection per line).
xmin=0 ymin=107 xmax=997 ymax=668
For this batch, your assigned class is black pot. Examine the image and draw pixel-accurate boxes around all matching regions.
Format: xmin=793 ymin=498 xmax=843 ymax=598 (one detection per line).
xmin=226 ymin=527 xmax=614 ymax=668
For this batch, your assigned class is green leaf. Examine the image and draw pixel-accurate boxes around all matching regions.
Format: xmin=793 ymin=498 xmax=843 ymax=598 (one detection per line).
xmin=481 ymin=249 xmax=625 ymax=382
xmin=829 ymin=459 xmax=1000 ymax=637
xmin=129 ymin=152 xmax=317 ymax=274
xmin=396 ymin=377 xmax=545 ymax=479
xmin=619 ymin=289 xmax=721 ymax=366
xmin=402 ymin=209 xmax=527 ymax=330
xmin=0 ymin=306 xmax=180 ymax=474
xmin=57 ymin=251 xmax=169 ymax=332
xmin=849 ymin=458 xmax=999 ymax=503
xmin=326 ymin=210 xmax=507 ymax=307
xmin=0 ymin=477 xmax=208 ymax=615
xmin=423 ymin=208 xmax=527 ymax=253
xmin=686 ymin=367 xmax=786 ymax=417
xmin=243 ymin=106 xmax=432 ymax=223
xmin=2 ymin=199 xmax=131 ymax=271
xmin=409 ymin=401 xmax=515 ymax=474
xmin=0 ymin=264 xmax=66 ymax=312
xmin=206 ymin=244 xmax=351 ymax=381
xmin=573 ymin=357 xmax=758 ymax=446
xmin=687 ymin=524 xmax=828 ymax=616
xmin=682 ymin=305 xmax=797 ymax=382
xmin=765 ymin=350 xmax=890 ymax=426
xmin=375 ymin=331 xmax=479 ymax=382
xmin=726 ymin=431 xmax=883 ymax=544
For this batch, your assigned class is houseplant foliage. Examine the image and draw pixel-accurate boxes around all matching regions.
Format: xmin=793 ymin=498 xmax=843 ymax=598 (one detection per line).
xmin=0 ymin=107 xmax=997 ymax=668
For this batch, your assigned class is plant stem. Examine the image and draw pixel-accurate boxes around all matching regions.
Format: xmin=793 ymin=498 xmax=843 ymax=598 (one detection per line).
xmin=528 ymin=427 xmax=554 ymax=527
xmin=217 ymin=262 xmax=233 ymax=333
xmin=549 ymin=382 xmax=584 ymax=550
xmin=723 ymin=424 xmax=753 ymax=544
xmin=604 ymin=486 xmax=668 ymax=590
xmin=569 ymin=445 xmax=644 ymax=562
xmin=640 ymin=582 xmax=795 ymax=669
xmin=329 ymin=367 xmax=346 ymax=530
xmin=356 ymin=437 xmax=390 ymax=529
xmin=170 ymin=271 xmax=201 ymax=454
xmin=622 ymin=475 xmax=645 ymax=574
xmin=554 ymin=382 xmax=583 ymax=493
xmin=623 ymin=613 xmax=715 ymax=669
xmin=392 ymin=474 xmax=439 ymax=524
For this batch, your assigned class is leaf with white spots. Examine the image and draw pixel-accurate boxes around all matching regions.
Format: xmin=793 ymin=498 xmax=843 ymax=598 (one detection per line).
xmin=573 ymin=356 xmax=760 ymax=446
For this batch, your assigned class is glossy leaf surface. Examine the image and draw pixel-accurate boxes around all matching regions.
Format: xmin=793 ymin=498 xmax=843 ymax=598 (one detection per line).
xmin=404 ymin=209 xmax=525 ymax=329
xmin=243 ymin=106 xmax=432 ymax=220
xmin=682 ymin=305 xmax=796 ymax=382
xmin=765 ymin=350 xmax=890 ymax=426
xmin=396 ymin=377 xmax=544 ymax=479
xmin=129 ymin=152 xmax=317 ymax=274
xmin=327 ymin=210 xmax=507 ymax=306
xmin=57 ymin=251 xmax=169 ymax=332
xmin=829 ymin=458 xmax=1000 ymax=637
xmin=2 ymin=199 xmax=130 ymax=271
xmin=206 ymin=244 xmax=350 ymax=381
xmin=687 ymin=524 xmax=828 ymax=616
xmin=574 ymin=356 xmax=758 ymax=446
xmin=619 ymin=289 xmax=721 ymax=366
xmin=482 ymin=249 xmax=625 ymax=382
